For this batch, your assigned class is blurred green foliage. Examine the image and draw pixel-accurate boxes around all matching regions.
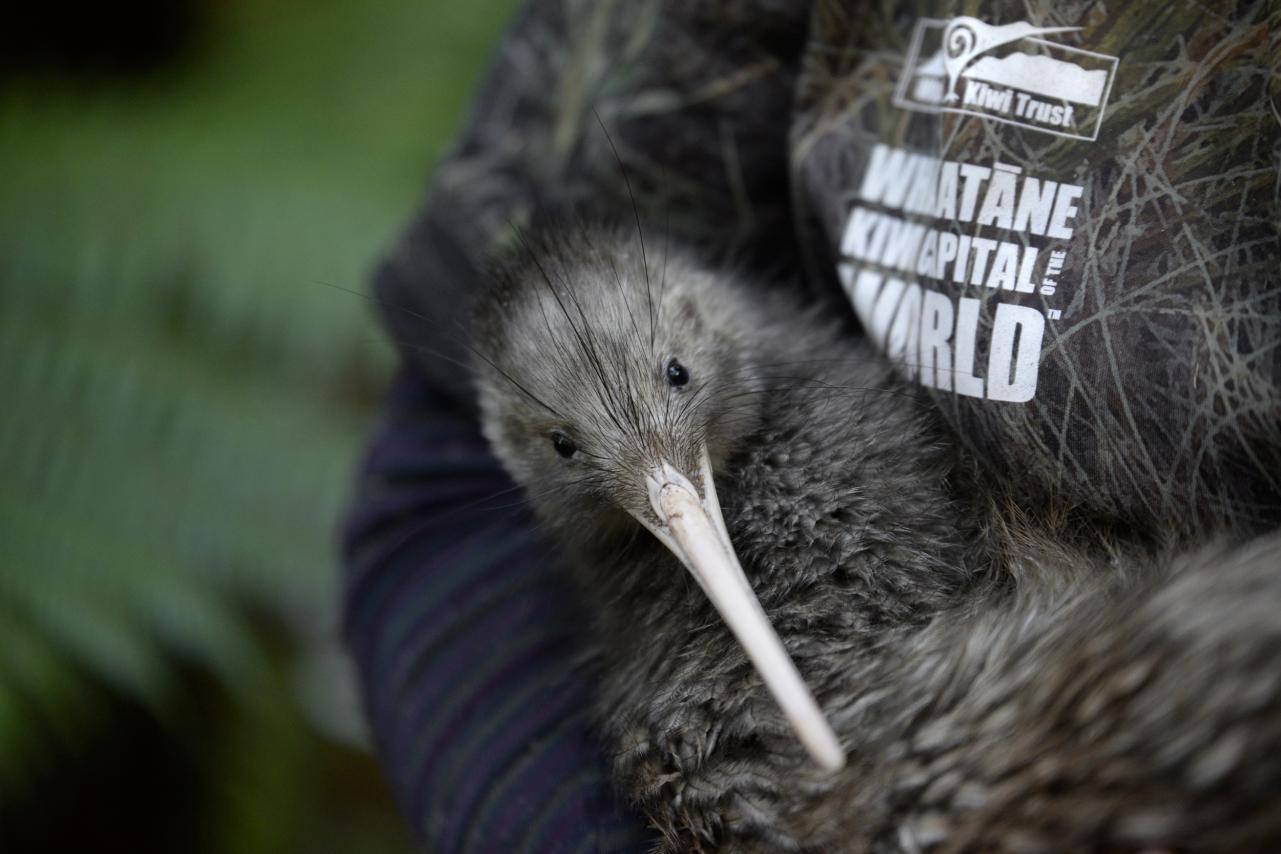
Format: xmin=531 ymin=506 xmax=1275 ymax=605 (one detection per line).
xmin=0 ymin=0 xmax=517 ymax=849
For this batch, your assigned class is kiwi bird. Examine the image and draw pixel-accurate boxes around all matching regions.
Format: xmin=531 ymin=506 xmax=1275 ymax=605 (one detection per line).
xmin=470 ymin=221 xmax=1281 ymax=852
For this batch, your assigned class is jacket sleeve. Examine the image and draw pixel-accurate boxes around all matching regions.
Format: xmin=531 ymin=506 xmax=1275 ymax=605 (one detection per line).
xmin=342 ymin=368 xmax=649 ymax=852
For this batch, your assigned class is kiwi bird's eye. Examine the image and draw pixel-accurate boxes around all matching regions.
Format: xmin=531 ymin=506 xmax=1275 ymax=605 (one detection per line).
xmin=550 ymin=430 xmax=577 ymax=459
xmin=666 ymin=359 xmax=690 ymax=388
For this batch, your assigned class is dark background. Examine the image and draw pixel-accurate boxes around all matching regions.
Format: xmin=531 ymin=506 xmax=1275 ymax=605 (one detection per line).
xmin=1 ymin=0 xmax=518 ymax=849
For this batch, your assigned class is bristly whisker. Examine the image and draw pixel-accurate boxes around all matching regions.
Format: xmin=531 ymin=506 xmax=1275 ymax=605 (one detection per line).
xmin=513 ymin=225 xmax=635 ymax=434
xmin=468 ymin=341 xmax=565 ymax=419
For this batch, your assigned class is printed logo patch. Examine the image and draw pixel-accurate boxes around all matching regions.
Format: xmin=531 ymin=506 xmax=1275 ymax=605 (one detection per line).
xmin=893 ymin=17 xmax=1118 ymax=141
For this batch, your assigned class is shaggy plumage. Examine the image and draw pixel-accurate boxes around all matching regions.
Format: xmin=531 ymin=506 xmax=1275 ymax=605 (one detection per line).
xmin=470 ymin=221 xmax=1281 ymax=852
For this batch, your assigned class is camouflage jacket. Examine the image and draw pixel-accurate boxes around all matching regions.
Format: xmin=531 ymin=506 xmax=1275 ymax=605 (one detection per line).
xmin=377 ymin=0 xmax=1281 ymax=538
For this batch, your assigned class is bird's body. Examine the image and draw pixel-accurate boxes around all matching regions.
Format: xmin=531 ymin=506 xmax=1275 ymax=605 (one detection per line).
xmin=471 ymin=221 xmax=1281 ymax=851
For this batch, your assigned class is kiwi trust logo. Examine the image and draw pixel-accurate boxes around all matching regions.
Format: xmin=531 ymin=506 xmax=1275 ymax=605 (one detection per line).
xmin=893 ymin=16 xmax=1119 ymax=141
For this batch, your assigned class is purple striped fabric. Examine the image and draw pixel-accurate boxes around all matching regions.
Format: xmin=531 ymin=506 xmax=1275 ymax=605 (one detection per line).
xmin=342 ymin=367 xmax=650 ymax=852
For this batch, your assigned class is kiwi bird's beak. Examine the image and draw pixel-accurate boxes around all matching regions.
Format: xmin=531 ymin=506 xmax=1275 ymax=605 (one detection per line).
xmin=633 ymin=446 xmax=846 ymax=772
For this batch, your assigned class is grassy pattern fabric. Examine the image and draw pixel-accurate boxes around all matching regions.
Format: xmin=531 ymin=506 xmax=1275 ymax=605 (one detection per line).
xmin=794 ymin=0 xmax=1281 ymax=537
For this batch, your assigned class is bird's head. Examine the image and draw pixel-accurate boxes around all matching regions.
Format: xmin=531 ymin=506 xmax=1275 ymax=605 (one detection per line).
xmin=472 ymin=221 xmax=844 ymax=771
xmin=472 ymin=224 xmax=769 ymax=543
